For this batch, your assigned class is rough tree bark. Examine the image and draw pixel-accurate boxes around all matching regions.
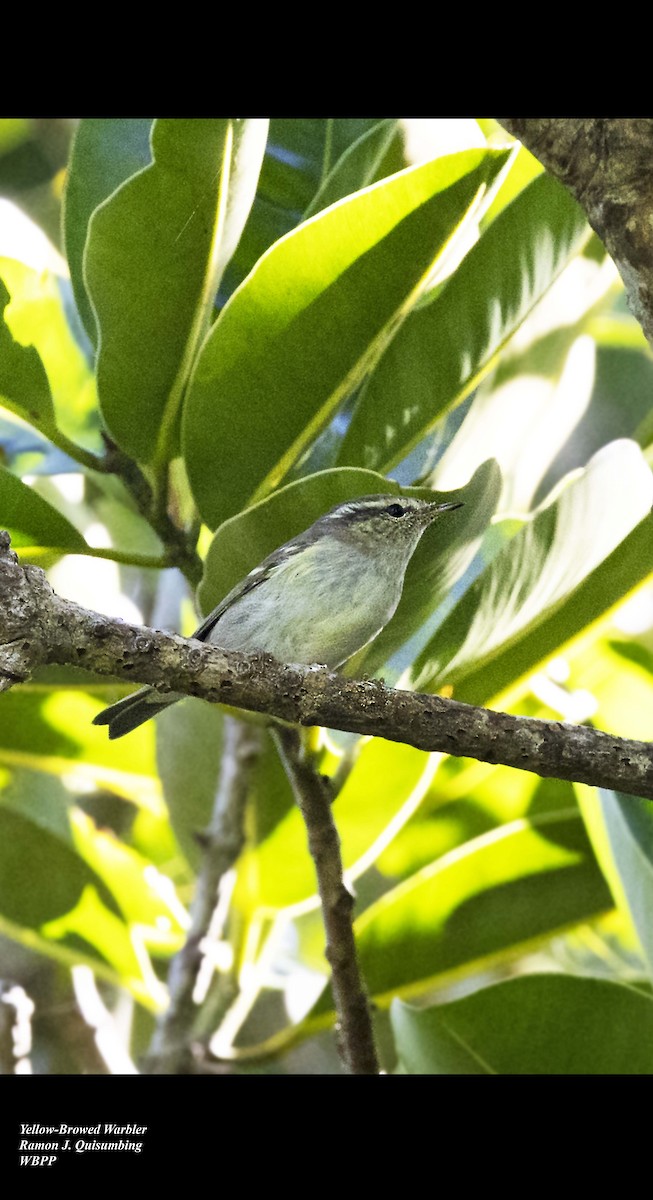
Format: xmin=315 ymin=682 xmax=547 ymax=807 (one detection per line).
xmin=498 ymin=119 xmax=653 ymax=350
xmin=2 ymin=532 xmax=653 ymax=802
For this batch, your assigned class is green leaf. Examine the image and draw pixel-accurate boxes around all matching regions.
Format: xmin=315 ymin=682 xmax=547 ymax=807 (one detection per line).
xmin=413 ymin=440 xmax=653 ymax=703
xmin=338 ymin=171 xmax=589 ymax=473
xmin=156 ymin=699 xmax=224 ymax=868
xmin=62 ymin=118 xmax=153 ymax=344
xmin=308 ymin=810 xmax=610 ymax=1021
xmin=0 ymin=256 xmax=98 ymax=447
xmin=431 ymin=331 xmax=600 ymax=516
xmin=0 ymin=767 xmax=177 ymax=1005
xmin=0 ymin=464 xmax=86 ymax=551
xmin=184 ymin=148 xmax=510 ymax=529
xmin=391 ymin=975 xmax=653 ymax=1074
xmin=0 ymin=277 xmax=55 ymax=430
xmin=303 ymin=120 xmax=402 ymax=218
xmin=0 ymin=804 xmax=97 ymax=928
xmin=220 ymin=119 xmax=393 ymax=303
xmin=85 ymin=118 xmax=268 ymax=465
xmin=544 ymin=336 xmax=653 ymax=495
xmin=69 ymin=805 xmax=185 ymax=945
xmin=580 ymin=788 xmax=653 ymax=983
xmin=238 ymin=739 xmax=436 ymax=910
xmin=0 ymin=681 xmax=162 ymax=810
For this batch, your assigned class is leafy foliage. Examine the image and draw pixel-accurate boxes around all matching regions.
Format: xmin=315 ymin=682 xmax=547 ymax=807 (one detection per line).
xmin=1 ymin=117 xmax=653 ymax=1074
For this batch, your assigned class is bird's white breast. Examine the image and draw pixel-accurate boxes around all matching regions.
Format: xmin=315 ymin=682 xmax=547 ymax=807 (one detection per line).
xmin=207 ymin=537 xmax=404 ymax=668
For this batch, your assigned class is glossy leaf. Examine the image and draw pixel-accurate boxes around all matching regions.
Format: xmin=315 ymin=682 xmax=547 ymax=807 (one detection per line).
xmin=391 ymin=975 xmax=653 ymax=1074
xmin=434 ymin=255 xmax=624 ymax=513
xmin=62 ymin=118 xmax=153 ymax=343
xmin=0 ymin=804 xmax=97 ymax=928
xmin=0 ymin=684 xmax=161 ymax=806
xmin=0 ymin=256 xmax=98 ymax=446
xmin=0 ymin=767 xmax=176 ymax=1004
xmin=413 ymin=440 xmax=653 ymax=702
xmin=540 ymin=334 xmax=653 ymax=500
xmin=308 ymin=810 xmax=611 ymax=1017
xmin=581 ymin=787 xmax=653 ymax=982
xmin=0 ymin=772 xmax=143 ymax=987
xmin=156 ymin=698 xmax=224 ymax=868
xmin=303 ymin=119 xmax=401 ymax=218
xmin=0 ymin=464 xmax=86 ymax=551
xmin=220 ymin=119 xmax=394 ymax=304
xmin=184 ymin=148 xmax=510 ymax=529
xmin=431 ymin=327 xmax=597 ymax=515
xmin=69 ymin=805 xmax=184 ymax=942
xmin=0 ymin=276 xmax=55 ymax=429
xmin=85 ymin=118 xmax=268 ymax=464
xmin=338 ymin=171 xmax=589 ymax=473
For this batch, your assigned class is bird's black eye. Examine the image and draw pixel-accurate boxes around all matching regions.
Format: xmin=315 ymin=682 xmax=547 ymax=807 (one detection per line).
xmin=385 ymin=503 xmax=407 ymax=518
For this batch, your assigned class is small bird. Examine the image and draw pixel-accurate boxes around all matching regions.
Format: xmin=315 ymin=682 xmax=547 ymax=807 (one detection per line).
xmin=93 ymin=493 xmax=462 ymax=738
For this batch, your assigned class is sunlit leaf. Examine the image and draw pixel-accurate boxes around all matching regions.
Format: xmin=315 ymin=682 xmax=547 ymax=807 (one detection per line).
xmin=0 ymin=256 xmax=98 ymax=446
xmin=306 ymin=810 xmax=611 ymax=1019
xmin=338 ymin=171 xmax=589 ymax=473
xmin=578 ymin=786 xmax=653 ymax=984
xmin=63 ymin=118 xmax=153 ymax=344
xmin=413 ymin=440 xmax=653 ymax=702
xmin=431 ymin=329 xmax=597 ymax=515
xmin=237 ymin=739 xmax=437 ymax=910
xmin=69 ymin=806 xmax=185 ymax=943
xmin=0 ymin=464 xmax=86 ymax=550
xmin=0 ymin=768 xmax=175 ymax=1005
xmin=220 ymin=119 xmax=393 ymax=304
xmin=303 ymin=120 xmax=401 ymax=218
xmin=0 ymin=276 xmax=55 ymax=429
xmin=479 ymin=142 xmax=543 ymax=226
xmin=85 ymin=118 xmax=268 ymax=464
xmin=391 ymin=975 xmax=653 ymax=1074
xmin=184 ymin=148 xmax=510 ymax=529
xmin=540 ymin=336 xmax=653 ymax=498
xmin=0 ymin=685 xmax=161 ymax=807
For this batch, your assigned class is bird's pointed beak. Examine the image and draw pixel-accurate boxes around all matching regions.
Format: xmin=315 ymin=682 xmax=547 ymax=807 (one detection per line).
xmin=421 ymin=500 xmax=464 ymax=525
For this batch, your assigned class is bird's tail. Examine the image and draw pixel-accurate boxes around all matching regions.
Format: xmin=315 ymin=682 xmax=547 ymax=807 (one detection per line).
xmin=92 ymin=687 xmax=181 ymax=739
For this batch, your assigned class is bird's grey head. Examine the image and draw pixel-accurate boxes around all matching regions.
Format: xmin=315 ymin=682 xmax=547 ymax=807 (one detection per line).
xmin=312 ymin=494 xmax=463 ymax=559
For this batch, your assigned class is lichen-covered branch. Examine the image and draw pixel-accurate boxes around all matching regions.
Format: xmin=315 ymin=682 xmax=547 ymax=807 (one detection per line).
xmin=2 ymin=530 xmax=653 ymax=801
xmin=498 ymin=119 xmax=653 ymax=349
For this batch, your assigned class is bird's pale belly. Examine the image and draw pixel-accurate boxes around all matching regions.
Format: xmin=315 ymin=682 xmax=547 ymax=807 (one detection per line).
xmin=208 ymin=544 xmax=402 ymax=669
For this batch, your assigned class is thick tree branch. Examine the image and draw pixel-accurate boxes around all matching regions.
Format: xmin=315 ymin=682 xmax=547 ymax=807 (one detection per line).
xmin=2 ymin=531 xmax=653 ymax=800
xmin=498 ymin=119 xmax=653 ymax=349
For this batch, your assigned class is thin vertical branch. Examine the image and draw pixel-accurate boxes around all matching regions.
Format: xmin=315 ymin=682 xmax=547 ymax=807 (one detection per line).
xmin=272 ymin=726 xmax=380 ymax=1075
xmin=144 ymin=716 xmax=264 ymax=1073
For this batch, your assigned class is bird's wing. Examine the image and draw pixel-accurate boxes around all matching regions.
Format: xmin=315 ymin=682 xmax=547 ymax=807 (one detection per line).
xmin=191 ymin=542 xmax=305 ymax=644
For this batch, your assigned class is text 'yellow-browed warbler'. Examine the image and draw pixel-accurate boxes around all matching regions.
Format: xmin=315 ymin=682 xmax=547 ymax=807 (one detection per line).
xmin=93 ymin=494 xmax=463 ymax=738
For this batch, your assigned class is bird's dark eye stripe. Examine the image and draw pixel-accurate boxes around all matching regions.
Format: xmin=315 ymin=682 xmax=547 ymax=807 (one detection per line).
xmin=385 ymin=503 xmax=407 ymax=518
